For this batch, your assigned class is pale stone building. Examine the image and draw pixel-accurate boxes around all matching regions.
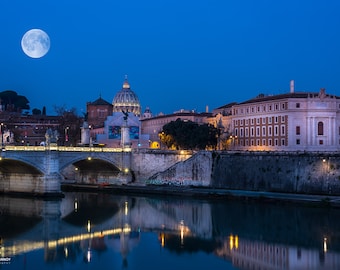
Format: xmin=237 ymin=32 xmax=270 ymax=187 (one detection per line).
xmin=210 ymin=87 xmax=340 ymax=151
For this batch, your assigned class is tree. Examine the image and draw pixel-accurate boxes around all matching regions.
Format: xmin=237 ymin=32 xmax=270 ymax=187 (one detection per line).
xmin=0 ymin=90 xmax=30 ymax=112
xmin=32 ymin=108 xmax=42 ymax=115
xmin=160 ymin=119 xmax=219 ymax=150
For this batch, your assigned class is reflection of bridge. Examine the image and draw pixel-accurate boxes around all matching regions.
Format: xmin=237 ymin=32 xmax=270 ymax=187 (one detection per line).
xmin=0 ymin=146 xmax=190 ymax=195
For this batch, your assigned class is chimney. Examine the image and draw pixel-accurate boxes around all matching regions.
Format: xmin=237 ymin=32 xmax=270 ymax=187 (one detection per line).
xmin=290 ymin=80 xmax=294 ymax=93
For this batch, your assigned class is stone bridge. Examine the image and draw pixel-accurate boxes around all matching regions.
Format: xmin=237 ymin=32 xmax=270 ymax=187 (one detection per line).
xmin=0 ymin=145 xmax=192 ymax=196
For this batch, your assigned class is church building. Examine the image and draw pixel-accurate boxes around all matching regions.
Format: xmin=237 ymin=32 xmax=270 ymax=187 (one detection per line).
xmin=89 ymin=76 xmax=150 ymax=148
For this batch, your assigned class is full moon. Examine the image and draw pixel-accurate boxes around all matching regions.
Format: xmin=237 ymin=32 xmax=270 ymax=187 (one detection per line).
xmin=21 ymin=29 xmax=50 ymax=58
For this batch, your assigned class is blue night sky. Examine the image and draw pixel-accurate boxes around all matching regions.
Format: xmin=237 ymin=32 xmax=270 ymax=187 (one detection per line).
xmin=1 ymin=0 xmax=340 ymax=116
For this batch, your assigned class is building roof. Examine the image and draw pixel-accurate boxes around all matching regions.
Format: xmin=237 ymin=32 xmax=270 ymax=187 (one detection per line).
xmin=217 ymin=90 xmax=340 ymax=110
xmin=89 ymin=96 xmax=112 ymax=106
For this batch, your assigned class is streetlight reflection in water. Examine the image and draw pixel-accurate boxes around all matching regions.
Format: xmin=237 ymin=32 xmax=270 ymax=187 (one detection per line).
xmin=1 ymin=192 xmax=340 ymax=270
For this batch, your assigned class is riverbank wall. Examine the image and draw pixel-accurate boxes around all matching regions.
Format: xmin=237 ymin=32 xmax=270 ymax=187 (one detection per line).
xmin=146 ymin=151 xmax=340 ymax=196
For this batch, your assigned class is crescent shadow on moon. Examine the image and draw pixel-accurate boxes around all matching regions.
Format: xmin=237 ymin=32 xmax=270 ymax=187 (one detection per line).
xmin=21 ymin=29 xmax=50 ymax=58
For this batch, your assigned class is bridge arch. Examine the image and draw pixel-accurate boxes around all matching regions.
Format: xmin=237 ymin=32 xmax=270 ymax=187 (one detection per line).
xmin=0 ymin=158 xmax=43 ymax=175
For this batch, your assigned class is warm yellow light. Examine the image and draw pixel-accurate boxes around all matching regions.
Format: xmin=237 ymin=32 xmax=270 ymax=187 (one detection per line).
xmin=87 ymin=220 xmax=91 ymax=232
xmin=230 ymin=235 xmax=234 ymax=250
xmin=235 ymin=235 xmax=239 ymax=249
xmin=124 ymin=201 xmax=128 ymax=215
xmin=87 ymin=156 xmax=92 ymax=161
xmin=324 ymin=237 xmax=328 ymax=252
xmin=160 ymin=233 xmax=165 ymax=247
xmin=124 ymin=168 xmax=129 ymax=173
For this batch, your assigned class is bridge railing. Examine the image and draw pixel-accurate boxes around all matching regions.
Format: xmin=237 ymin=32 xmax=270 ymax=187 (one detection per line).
xmin=3 ymin=145 xmax=132 ymax=152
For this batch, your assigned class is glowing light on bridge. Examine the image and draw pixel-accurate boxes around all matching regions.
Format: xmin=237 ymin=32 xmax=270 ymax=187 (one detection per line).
xmin=3 ymin=145 xmax=132 ymax=152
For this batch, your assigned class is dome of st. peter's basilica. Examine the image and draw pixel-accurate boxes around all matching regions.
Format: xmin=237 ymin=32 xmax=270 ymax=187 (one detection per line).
xmin=112 ymin=76 xmax=141 ymax=116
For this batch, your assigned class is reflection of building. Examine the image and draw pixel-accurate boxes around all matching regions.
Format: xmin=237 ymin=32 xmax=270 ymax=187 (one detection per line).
xmin=208 ymin=85 xmax=340 ymax=151
xmin=215 ymin=236 xmax=340 ymax=270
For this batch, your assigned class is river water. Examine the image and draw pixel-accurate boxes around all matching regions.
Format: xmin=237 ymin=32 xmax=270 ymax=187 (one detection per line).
xmin=1 ymin=191 xmax=340 ymax=270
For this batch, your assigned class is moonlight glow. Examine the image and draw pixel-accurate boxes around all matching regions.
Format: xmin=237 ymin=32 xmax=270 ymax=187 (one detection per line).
xmin=21 ymin=29 xmax=50 ymax=58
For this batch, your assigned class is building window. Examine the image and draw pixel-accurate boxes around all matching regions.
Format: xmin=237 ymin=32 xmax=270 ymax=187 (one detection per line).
xmin=281 ymin=116 xmax=285 ymax=123
xmin=245 ymin=128 xmax=249 ymax=136
xmin=256 ymin=127 xmax=260 ymax=136
xmin=269 ymin=126 xmax=272 ymax=136
xmin=296 ymin=139 xmax=300 ymax=145
xmin=319 ymin=140 xmax=323 ymax=145
xmin=240 ymin=128 xmax=243 ymax=137
xmin=275 ymin=104 xmax=279 ymax=110
xmin=251 ymin=119 xmax=254 ymax=125
xmin=282 ymin=103 xmax=285 ymax=109
xmin=262 ymin=139 xmax=266 ymax=146
xmin=296 ymin=126 xmax=300 ymax=135
xmin=296 ymin=103 xmax=300 ymax=108
xmin=281 ymin=125 xmax=285 ymax=135
xmin=268 ymin=117 xmax=272 ymax=124
xmin=269 ymin=139 xmax=272 ymax=146
xmin=275 ymin=126 xmax=278 ymax=136
xmin=281 ymin=139 xmax=285 ymax=146
xmin=318 ymin=122 xmax=324 ymax=135
xmin=275 ymin=117 xmax=278 ymax=123
xmin=256 ymin=118 xmax=260 ymax=124
xmin=257 ymin=139 xmax=260 ymax=146
xmin=251 ymin=127 xmax=254 ymax=136
xmin=262 ymin=127 xmax=266 ymax=136
xmin=262 ymin=118 xmax=266 ymax=124
xmin=275 ymin=139 xmax=278 ymax=146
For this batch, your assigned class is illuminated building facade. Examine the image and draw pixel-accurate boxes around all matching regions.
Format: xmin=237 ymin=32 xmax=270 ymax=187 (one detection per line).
xmin=210 ymin=87 xmax=340 ymax=151
xmin=140 ymin=109 xmax=212 ymax=148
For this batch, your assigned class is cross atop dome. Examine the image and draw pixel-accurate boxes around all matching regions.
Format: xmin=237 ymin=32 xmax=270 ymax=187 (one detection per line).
xmin=123 ymin=74 xmax=130 ymax=89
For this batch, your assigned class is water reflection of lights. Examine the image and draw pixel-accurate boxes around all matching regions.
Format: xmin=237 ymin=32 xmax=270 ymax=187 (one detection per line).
xmin=179 ymin=220 xmax=190 ymax=246
xmin=74 ymin=199 xmax=78 ymax=212
xmin=87 ymin=220 xmax=91 ymax=232
xmin=1 ymin=226 xmax=131 ymax=257
xmin=87 ymin=249 xmax=91 ymax=262
xmin=324 ymin=237 xmax=328 ymax=252
xmin=229 ymin=235 xmax=239 ymax=250
xmin=125 ymin=201 xmax=128 ymax=216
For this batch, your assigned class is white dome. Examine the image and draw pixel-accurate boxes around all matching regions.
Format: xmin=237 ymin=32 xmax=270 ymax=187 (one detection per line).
xmin=112 ymin=76 xmax=141 ymax=116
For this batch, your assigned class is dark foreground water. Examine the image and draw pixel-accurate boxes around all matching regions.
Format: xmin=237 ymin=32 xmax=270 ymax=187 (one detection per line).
xmin=1 ymin=191 xmax=340 ymax=270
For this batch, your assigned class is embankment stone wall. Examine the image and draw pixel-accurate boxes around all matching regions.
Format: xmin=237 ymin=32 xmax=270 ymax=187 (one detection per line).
xmin=144 ymin=151 xmax=340 ymax=195
xmin=211 ymin=151 xmax=340 ymax=195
